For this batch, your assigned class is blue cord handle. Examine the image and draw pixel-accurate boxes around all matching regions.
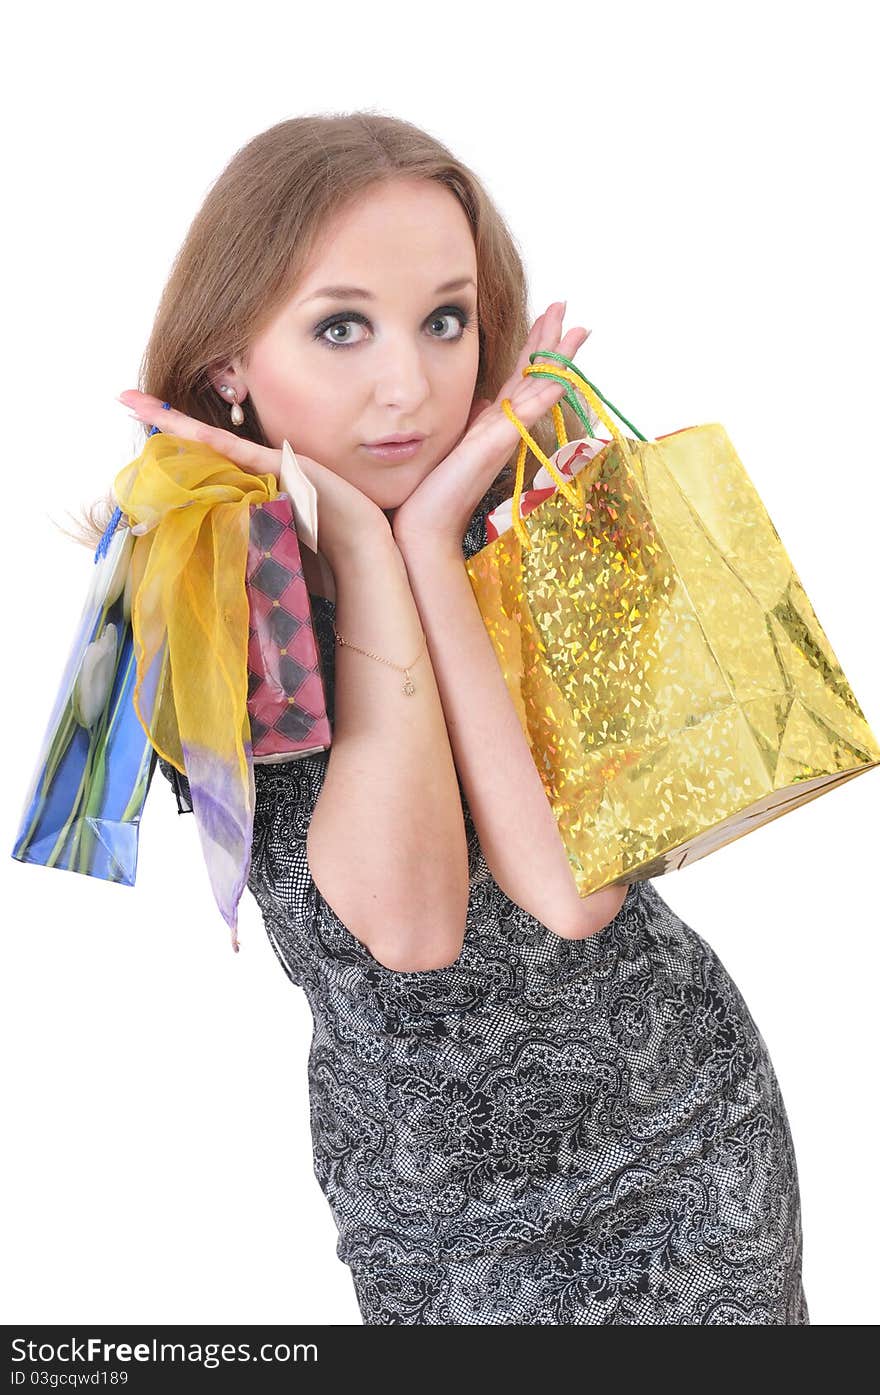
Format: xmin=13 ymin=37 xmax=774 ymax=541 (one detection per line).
xmin=93 ymin=404 xmax=171 ymax=563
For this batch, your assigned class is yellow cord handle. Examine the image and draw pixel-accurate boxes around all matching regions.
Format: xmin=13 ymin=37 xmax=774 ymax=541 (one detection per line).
xmin=500 ymin=362 xmax=627 ymax=552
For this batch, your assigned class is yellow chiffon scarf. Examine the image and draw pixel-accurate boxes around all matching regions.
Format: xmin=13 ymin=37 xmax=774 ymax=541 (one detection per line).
xmin=113 ymin=431 xmax=281 ymax=950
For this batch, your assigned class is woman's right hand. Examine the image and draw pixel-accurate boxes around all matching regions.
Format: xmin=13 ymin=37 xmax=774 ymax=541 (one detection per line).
xmin=117 ymin=391 xmax=391 ymax=569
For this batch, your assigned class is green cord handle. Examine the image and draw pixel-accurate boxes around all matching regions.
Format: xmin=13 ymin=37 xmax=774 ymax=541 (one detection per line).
xmin=527 ymin=350 xmax=648 ymax=442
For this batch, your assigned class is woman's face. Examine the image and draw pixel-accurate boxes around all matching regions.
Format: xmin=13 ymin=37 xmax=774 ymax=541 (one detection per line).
xmin=219 ymin=178 xmax=481 ymax=513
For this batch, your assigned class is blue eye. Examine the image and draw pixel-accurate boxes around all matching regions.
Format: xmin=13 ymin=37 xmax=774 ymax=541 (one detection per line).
xmin=312 ymin=305 xmax=472 ymax=351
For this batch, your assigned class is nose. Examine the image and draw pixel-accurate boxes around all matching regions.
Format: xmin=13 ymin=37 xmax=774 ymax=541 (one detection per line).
xmin=370 ymin=335 xmax=431 ymax=410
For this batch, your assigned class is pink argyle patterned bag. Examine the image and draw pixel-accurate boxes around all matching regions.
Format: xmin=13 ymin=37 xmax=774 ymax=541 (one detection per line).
xmin=245 ymin=495 xmax=332 ymax=763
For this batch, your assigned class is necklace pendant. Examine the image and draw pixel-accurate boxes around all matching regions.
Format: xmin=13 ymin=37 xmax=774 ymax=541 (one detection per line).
xmin=403 ymin=675 xmax=415 ymax=696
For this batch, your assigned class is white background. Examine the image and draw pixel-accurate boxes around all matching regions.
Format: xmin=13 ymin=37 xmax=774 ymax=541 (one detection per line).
xmin=2 ymin=0 xmax=877 ymax=1327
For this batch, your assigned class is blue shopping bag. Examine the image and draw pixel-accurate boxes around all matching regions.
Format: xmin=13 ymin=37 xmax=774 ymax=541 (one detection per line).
xmin=11 ymin=507 xmax=161 ymax=885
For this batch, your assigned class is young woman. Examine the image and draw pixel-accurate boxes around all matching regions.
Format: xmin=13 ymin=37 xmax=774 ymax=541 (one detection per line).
xmin=89 ymin=113 xmax=808 ymax=1324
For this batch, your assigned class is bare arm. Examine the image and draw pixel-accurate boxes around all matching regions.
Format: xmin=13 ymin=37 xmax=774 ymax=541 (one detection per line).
xmin=397 ymin=538 xmax=627 ymax=939
xmin=306 ymin=531 xmax=471 ymax=971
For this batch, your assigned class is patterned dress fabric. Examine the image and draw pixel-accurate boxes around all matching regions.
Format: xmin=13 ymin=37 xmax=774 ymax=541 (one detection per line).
xmin=158 ymin=495 xmax=809 ymax=1326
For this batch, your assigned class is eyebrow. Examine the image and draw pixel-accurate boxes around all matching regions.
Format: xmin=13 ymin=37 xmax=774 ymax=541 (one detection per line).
xmin=298 ymin=276 xmax=476 ymax=306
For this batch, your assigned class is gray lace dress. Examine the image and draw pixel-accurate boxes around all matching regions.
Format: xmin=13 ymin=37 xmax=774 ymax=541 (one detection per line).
xmin=158 ymin=500 xmax=810 ymax=1326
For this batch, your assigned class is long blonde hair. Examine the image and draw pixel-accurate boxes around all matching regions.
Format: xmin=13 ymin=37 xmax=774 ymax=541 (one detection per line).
xmin=62 ymin=111 xmax=589 ymax=551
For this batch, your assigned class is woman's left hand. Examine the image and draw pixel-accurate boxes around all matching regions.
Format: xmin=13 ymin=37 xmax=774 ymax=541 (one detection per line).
xmin=391 ymin=300 xmax=590 ymax=556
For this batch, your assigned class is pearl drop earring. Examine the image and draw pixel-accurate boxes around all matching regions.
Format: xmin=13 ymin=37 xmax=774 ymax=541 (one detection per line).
xmin=220 ymin=384 xmax=245 ymax=426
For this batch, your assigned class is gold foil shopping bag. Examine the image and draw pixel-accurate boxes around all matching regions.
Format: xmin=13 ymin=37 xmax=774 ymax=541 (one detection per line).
xmin=465 ymin=352 xmax=880 ymax=897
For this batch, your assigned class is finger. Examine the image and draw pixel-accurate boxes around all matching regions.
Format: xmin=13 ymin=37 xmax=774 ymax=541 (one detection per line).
xmin=512 ymin=377 xmax=569 ymax=413
xmin=513 ymin=300 xmax=566 ymax=392
xmin=492 ymin=308 xmax=551 ymax=407
xmin=545 ymin=323 xmax=590 ymax=370
xmin=523 ymin=305 xmax=555 ymax=367
xmin=519 ymin=304 xmax=554 ymax=362
xmin=522 ymin=322 xmax=590 ymax=395
xmin=531 ymin=314 xmax=588 ymax=361
xmin=557 ymin=319 xmax=588 ymax=353
xmin=515 ymin=359 xmax=574 ymax=405
xmin=531 ymin=299 xmax=565 ymax=356
xmin=117 ymin=390 xmax=268 ymax=476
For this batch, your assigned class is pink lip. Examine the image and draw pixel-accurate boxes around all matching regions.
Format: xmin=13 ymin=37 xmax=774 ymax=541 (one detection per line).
xmin=362 ymin=438 xmax=426 ymax=460
xmin=364 ymin=434 xmax=426 ymax=445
